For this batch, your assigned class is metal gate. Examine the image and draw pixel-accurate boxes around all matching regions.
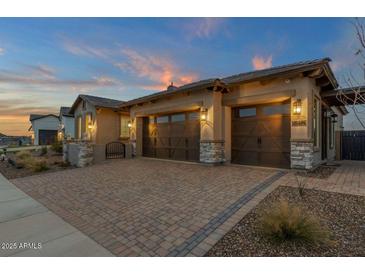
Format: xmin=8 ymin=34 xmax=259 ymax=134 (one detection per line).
xmin=342 ymin=130 xmax=365 ymax=160
xmin=105 ymin=142 xmax=125 ymax=159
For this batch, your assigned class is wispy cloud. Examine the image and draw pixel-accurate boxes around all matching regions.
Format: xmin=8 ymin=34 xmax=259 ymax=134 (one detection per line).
xmin=252 ymin=55 xmax=273 ymax=70
xmin=184 ymin=18 xmax=225 ymax=40
xmin=0 ymin=68 xmax=119 ymax=90
xmin=115 ymin=47 xmax=198 ymax=90
xmin=62 ymin=38 xmax=110 ymax=59
xmin=0 ymin=47 xmax=4 ymax=55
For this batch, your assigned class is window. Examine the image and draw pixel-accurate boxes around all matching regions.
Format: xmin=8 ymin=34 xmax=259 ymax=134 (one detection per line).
xmin=329 ymin=119 xmax=335 ymax=149
xmin=263 ymin=104 xmax=290 ymax=115
xmin=157 ymin=116 xmax=169 ymax=123
xmin=120 ymin=115 xmax=129 ymax=138
xmin=171 ymin=113 xmax=185 ymax=122
xmin=238 ymin=108 xmax=256 ymax=117
xmin=76 ymin=116 xmax=82 ymax=139
xmin=85 ymin=113 xmax=92 ymax=139
xmin=188 ymin=112 xmax=200 ymax=120
xmin=313 ymin=98 xmax=320 ymax=147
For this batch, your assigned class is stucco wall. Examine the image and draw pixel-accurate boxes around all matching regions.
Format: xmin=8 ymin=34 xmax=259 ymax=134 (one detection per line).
xmin=73 ymin=100 xmax=97 ymax=141
xmin=95 ymin=108 xmax=121 ymax=145
xmin=127 ymin=75 xmax=341 ymax=168
xmin=61 ymin=115 xmax=75 ymax=138
xmin=31 ymin=116 xmax=60 ymax=145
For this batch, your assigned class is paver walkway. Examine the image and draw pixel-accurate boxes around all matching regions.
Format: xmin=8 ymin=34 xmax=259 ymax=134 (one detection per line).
xmin=279 ymin=161 xmax=365 ymax=196
xmin=10 ymin=158 xmax=283 ymax=256
xmin=0 ymin=173 xmax=113 ymax=257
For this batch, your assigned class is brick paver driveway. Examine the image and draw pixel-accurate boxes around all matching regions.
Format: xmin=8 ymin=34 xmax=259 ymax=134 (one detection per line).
xmin=11 ymin=158 xmax=282 ymax=256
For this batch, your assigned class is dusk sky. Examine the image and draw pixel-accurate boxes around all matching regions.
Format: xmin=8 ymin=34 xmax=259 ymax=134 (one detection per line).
xmin=0 ymin=18 xmax=362 ymax=135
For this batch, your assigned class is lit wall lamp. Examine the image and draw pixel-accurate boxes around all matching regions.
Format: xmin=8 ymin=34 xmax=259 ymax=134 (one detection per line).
xmin=127 ymin=121 xmax=132 ymax=128
xmin=200 ymin=107 xmax=208 ymax=121
xmin=293 ymin=99 xmax=302 ymax=115
xmin=331 ymin=113 xmax=338 ymax=123
xmin=87 ymin=122 xmax=93 ymax=129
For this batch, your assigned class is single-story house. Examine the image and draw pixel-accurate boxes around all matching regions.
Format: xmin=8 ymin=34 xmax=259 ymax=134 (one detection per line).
xmin=69 ymin=94 xmax=130 ymax=145
xmin=119 ymin=57 xmax=347 ymax=170
xmin=29 ymin=114 xmax=60 ymax=145
xmin=59 ymin=106 xmax=75 ymax=140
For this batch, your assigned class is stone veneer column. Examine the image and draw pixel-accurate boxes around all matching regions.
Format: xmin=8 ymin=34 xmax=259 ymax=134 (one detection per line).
xmin=78 ymin=141 xmax=94 ymax=167
xmin=290 ymin=141 xmax=314 ymax=170
xmin=200 ymin=140 xmax=225 ymax=164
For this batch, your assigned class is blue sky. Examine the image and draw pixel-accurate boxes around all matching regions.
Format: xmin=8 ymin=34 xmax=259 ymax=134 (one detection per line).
xmin=0 ymin=18 xmax=362 ymax=135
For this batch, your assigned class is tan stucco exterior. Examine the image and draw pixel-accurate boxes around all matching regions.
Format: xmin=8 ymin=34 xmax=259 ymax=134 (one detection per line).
xmin=128 ymin=73 xmax=344 ymax=168
xmin=73 ymin=98 xmax=129 ymax=145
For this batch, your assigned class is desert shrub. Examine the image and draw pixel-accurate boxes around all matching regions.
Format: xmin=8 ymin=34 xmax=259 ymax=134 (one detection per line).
xmin=16 ymin=150 xmax=32 ymax=160
xmin=40 ymin=146 xmax=48 ymax=156
xmin=51 ymin=141 xmax=63 ymax=153
xmin=29 ymin=159 xmax=49 ymax=172
xmin=260 ymin=200 xmax=330 ymax=245
xmin=14 ymin=151 xmax=33 ymax=168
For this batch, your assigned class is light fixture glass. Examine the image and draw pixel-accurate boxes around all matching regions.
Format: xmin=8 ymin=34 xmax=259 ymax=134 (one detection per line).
xmin=200 ymin=107 xmax=208 ymax=121
xmin=293 ymin=99 xmax=302 ymax=115
xmin=127 ymin=121 xmax=132 ymax=128
xmin=87 ymin=122 xmax=93 ymax=129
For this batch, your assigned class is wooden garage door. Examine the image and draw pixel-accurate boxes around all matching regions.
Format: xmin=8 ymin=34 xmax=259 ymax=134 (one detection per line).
xmin=143 ymin=111 xmax=200 ymax=162
xmin=38 ymin=130 xmax=58 ymax=145
xmin=232 ymin=101 xmax=291 ymax=168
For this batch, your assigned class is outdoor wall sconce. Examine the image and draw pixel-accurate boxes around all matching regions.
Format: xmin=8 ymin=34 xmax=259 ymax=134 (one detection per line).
xmin=127 ymin=121 xmax=132 ymax=128
xmin=200 ymin=107 xmax=208 ymax=121
xmin=331 ymin=113 xmax=338 ymax=123
xmin=293 ymin=99 xmax=302 ymax=115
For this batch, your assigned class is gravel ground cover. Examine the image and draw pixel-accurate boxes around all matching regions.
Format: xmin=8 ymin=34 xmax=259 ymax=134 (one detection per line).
xmin=206 ymin=186 xmax=365 ymax=256
xmin=295 ymin=165 xmax=338 ymax=179
xmin=0 ymin=151 xmax=72 ymax=179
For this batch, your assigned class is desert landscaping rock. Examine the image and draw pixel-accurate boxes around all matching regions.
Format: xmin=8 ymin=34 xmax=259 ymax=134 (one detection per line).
xmin=206 ymin=186 xmax=365 ymax=257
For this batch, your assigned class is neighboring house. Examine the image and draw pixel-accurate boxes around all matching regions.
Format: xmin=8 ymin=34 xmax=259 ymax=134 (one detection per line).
xmin=69 ymin=94 xmax=129 ymax=145
xmin=119 ymin=58 xmax=347 ymax=170
xmin=59 ymin=106 xmax=75 ymax=139
xmin=29 ymin=114 xmax=60 ymax=145
xmin=0 ymin=133 xmax=31 ymax=147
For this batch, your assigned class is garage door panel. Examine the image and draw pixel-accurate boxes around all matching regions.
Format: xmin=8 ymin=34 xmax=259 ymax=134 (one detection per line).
xmin=232 ymin=102 xmax=291 ymax=168
xmin=143 ymin=111 xmax=200 ymax=162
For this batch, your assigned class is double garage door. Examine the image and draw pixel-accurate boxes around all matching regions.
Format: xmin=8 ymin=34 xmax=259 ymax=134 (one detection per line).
xmin=231 ymin=101 xmax=291 ymax=168
xmin=142 ymin=102 xmax=290 ymax=168
xmin=142 ymin=111 xmax=200 ymax=162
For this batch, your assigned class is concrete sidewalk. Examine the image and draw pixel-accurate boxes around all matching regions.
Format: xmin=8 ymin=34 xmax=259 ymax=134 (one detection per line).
xmin=0 ymin=173 xmax=113 ymax=257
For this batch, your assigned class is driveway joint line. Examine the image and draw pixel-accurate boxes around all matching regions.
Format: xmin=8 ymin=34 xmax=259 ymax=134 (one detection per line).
xmin=167 ymin=170 xmax=287 ymax=257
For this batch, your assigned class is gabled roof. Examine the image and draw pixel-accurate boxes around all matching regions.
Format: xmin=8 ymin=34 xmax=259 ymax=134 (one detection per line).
xmin=59 ymin=106 xmax=73 ymax=117
xmin=69 ymin=94 xmax=125 ymax=114
xmin=29 ymin=114 xmax=59 ymax=122
xmin=120 ymin=57 xmax=337 ymax=108
xmin=120 ymin=79 xmax=222 ymax=108
xmin=222 ymin=58 xmax=337 ymax=87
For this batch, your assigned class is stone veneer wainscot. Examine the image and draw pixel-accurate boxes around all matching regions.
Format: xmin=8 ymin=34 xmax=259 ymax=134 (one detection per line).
xmin=200 ymin=140 xmax=225 ymax=164
xmin=290 ymin=141 xmax=315 ymax=170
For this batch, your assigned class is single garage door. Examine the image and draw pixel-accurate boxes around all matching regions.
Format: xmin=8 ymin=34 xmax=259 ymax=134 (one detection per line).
xmin=38 ymin=130 xmax=58 ymax=145
xmin=232 ymin=101 xmax=291 ymax=168
xmin=143 ymin=111 xmax=200 ymax=162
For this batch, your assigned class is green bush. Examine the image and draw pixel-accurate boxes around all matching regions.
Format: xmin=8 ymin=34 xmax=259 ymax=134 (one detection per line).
xmin=260 ymin=200 xmax=330 ymax=245
xmin=40 ymin=146 xmax=48 ymax=156
xmin=51 ymin=141 xmax=63 ymax=153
